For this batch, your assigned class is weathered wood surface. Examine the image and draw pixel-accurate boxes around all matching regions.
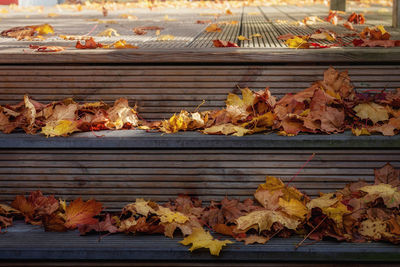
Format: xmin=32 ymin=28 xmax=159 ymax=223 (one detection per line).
xmin=0 ymin=64 xmax=399 ymax=120
xmin=0 ymin=4 xmax=398 ymax=58
xmin=1 ymin=222 xmax=400 ymax=262
xmin=330 ymin=0 xmax=346 ymax=12
xmin=394 ymin=0 xmax=400 ymax=28
xmin=0 ymin=142 xmax=398 ymax=209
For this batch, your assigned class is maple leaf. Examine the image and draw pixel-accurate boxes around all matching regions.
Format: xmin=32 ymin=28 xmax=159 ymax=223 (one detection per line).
xmin=29 ymin=45 xmax=64 ymax=52
xmin=11 ymin=191 xmax=59 ymax=225
xmin=64 ymin=198 xmax=103 ymax=229
xmin=103 ymin=40 xmax=138 ymax=49
xmin=156 ymin=206 xmax=189 ymax=224
xmin=105 ymin=98 xmax=139 ymax=129
xmin=206 ymin=24 xmax=222 ymax=32
xmin=307 ymin=193 xmax=350 ymax=228
xmin=236 ymin=210 xmax=301 ymax=232
xmin=236 ymin=234 xmax=269 ymax=245
xmin=361 ymin=184 xmax=400 ymax=208
xmin=157 ymin=35 xmax=175 ymax=41
xmin=41 ymin=120 xmax=80 ymax=137
xmin=278 ymin=198 xmax=308 ymax=219
xmin=202 ymin=123 xmax=250 ymax=136
xmin=78 ymin=214 xmax=118 ymax=235
xmin=97 ymin=28 xmax=120 ymax=37
xmin=122 ymin=198 xmax=157 ymax=217
xmin=352 ymin=127 xmax=370 ymax=136
xmin=285 ymin=36 xmax=309 ymax=48
xmin=161 ymin=111 xmax=207 ymax=133
xmin=42 ymin=213 xmax=67 ymax=232
xmin=225 ymin=87 xmax=256 ymax=121
xmin=320 ymin=66 xmax=354 ymax=100
xmin=0 ymin=204 xmax=20 ymax=215
xmin=133 ymin=26 xmax=164 ymax=35
xmin=359 ymin=219 xmax=391 ymax=241
xmin=347 ymin=12 xmax=365 ymax=24
xmin=76 ymin=38 xmax=103 ymax=49
xmin=180 ymin=227 xmax=233 ymax=256
xmin=374 ymin=163 xmax=400 ymax=187
xmin=254 ymin=189 xmax=283 ymax=210
xmin=354 ymin=102 xmax=389 ymax=124
xmin=212 ymin=40 xmax=239 ymax=47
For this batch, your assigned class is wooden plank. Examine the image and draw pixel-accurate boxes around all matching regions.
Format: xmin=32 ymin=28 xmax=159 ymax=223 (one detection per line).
xmin=1 ymin=48 xmax=400 ymax=64
xmin=394 ymin=0 xmax=400 ymax=28
xmin=2 ymin=222 xmax=400 ymax=262
xmin=0 ymin=148 xmax=397 ymax=208
xmin=0 ymin=130 xmax=399 ymax=149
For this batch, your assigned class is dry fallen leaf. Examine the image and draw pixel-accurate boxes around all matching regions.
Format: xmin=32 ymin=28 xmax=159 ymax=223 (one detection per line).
xmin=64 ymin=198 xmax=103 ymax=229
xmin=180 ymin=227 xmax=233 ymax=256
xmin=97 ymin=28 xmax=120 ymax=37
xmin=157 ymin=35 xmax=175 ymax=41
xmin=354 ymin=102 xmax=389 ymax=124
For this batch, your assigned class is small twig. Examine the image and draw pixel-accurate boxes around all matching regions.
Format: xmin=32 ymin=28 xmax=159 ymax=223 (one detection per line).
xmin=286 ymin=153 xmax=316 ymax=186
xmin=295 ymin=216 xmax=327 ymax=249
xmin=193 ymin=100 xmax=206 ymax=113
xmin=267 ymin=228 xmax=282 ymax=241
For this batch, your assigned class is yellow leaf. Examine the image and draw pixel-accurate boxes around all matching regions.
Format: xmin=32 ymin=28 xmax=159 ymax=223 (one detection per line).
xmin=361 ymin=184 xmax=400 ymax=208
xmin=156 ymin=206 xmax=189 ymax=224
xmin=352 ymin=127 xmax=371 ymax=136
xmin=354 ymin=102 xmax=389 ymax=124
xmin=164 ymin=15 xmax=176 ymax=21
xmin=157 ymin=35 xmax=175 ymax=41
xmin=377 ymin=25 xmax=387 ymax=35
xmin=41 ymin=120 xmax=80 ymax=137
xmin=32 ymin=24 xmax=54 ymax=35
xmin=47 ymin=13 xmax=59 ymax=18
xmin=250 ymin=33 xmax=262 ymax=38
xmin=206 ymin=24 xmax=222 ymax=32
xmin=307 ymin=193 xmax=350 ymax=227
xmin=278 ymin=198 xmax=308 ymax=219
xmin=123 ymin=198 xmax=156 ymax=217
xmin=236 ymin=210 xmax=301 ymax=232
xmin=237 ymin=35 xmax=249 ymax=41
xmin=180 ymin=227 xmax=233 ymax=256
xmin=0 ymin=204 xmax=20 ymax=215
xmin=97 ymin=28 xmax=120 ymax=37
xmin=285 ymin=36 xmax=308 ymax=48
xmin=120 ymin=14 xmax=138 ymax=20
xmin=103 ymin=40 xmax=138 ymax=49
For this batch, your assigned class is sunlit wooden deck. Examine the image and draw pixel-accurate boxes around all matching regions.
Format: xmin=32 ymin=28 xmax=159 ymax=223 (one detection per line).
xmin=0 ymin=4 xmax=399 ymax=54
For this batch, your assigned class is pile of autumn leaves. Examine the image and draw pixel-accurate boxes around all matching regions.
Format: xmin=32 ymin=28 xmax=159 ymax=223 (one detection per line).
xmin=1 ymin=163 xmax=400 ymax=256
xmin=0 ymin=66 xmax=399 ymax=137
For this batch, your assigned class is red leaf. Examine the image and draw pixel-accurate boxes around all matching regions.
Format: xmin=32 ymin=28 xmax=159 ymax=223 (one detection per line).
xmin=212 ymin=40 xmax=239 ymax=47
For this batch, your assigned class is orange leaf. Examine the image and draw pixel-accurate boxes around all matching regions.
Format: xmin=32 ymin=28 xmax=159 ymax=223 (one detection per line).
xmin=64 ymin=198 xmax=103 ymax=229
xmin=76 ymin=37 xmax=103 ymax=49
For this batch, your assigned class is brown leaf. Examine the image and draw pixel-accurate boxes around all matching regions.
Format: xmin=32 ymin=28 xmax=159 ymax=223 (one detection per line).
xmin=236 ymin=234 xmax=269 ymax=245
xmin=374 ymin=163 xmax=400 ymax=187
xmin=78 ymin=214 xmax=118 ymax=235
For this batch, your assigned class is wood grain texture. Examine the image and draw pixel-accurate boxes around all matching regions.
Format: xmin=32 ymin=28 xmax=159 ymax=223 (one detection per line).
xmin=0 ymin=48 xmax=400 ymax=64
xmin=0 ymin=148 xmax=398 ymax=210
xmin=1 ymin=222 xmax=400 ymax=262
xmin=0 ymin=64 xmax=398 ymax=120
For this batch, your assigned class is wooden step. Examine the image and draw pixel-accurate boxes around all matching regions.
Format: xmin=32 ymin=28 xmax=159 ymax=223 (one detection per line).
xmin=1 ymin=221 xmax=400 ymax=262
xmin=0 ymin=131 xmax=399 ymax=210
